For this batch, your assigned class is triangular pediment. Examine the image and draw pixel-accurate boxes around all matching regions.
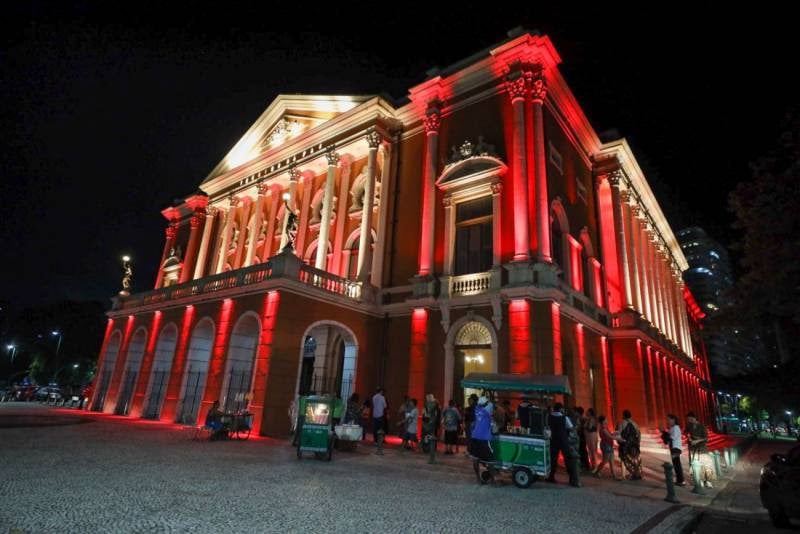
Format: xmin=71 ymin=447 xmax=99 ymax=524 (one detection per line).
xmin=203 ymin=94 xmax=373 ymax=183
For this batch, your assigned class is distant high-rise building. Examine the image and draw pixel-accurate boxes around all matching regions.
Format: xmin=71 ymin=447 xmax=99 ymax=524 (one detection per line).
xmin=677 ymin=227 xmax=764 ymax=377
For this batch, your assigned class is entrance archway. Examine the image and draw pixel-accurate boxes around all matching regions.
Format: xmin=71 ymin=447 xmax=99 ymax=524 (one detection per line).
xmin=91 ymin=330 xmax=122 ymax=411
xmin=177 ymin=318 xmax=215 ymax=424
xmin=115 ymin=327 xmax=147 ymax=415
xmin=295 ymin=321 xmax=358 ymax=400
xmin=445 ymin=317 xmax=497 ymax=407
xmin=220 ymin=313 xmax=259 ymax=412
xmin=142 ymin=323 xmax=178 ymax=419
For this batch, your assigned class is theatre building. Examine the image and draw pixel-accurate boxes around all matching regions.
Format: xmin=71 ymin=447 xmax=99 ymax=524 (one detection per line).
xmin=91 ymin=29 xmax=715 ymax=436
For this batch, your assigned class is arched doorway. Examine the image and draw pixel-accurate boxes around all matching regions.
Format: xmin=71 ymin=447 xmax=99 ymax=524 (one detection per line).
xmin=220 ymin=313 xmax=259 ymax=412
xmin=176 ymin=318 xmax=215 ymax=424
xmin=445 ymin=318 xmax=497 ymax=407
xmin=142 ymin=323 xmax=178 ymax=419
xmin=114 ymin=327 xmax=147 ymax=415
xmin=91 ymin=330 xmax=122 ymax=411
xmin=296 ymin=321 xmax=358 ymax=400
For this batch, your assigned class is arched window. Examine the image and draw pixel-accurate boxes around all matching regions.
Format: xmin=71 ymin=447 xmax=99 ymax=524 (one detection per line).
xmin=343 ymin=229 xmax=375 ymax=280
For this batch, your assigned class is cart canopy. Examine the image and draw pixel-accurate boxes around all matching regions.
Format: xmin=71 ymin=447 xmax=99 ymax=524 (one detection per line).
xmin=461 ymin=373 xmax=572 ymax=395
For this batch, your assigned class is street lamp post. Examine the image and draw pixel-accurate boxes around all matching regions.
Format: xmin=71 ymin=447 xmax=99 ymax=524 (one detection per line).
xmin=52 ymin=363 xmax=79 ymax=385
xmin=52 ymin=331 xmax=63 ymax=359
xmin=6 ymin=344 xmax=17 ymax=363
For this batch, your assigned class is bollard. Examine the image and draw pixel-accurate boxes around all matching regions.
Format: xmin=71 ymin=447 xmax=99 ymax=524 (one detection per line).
xmin=731 ymin=447 xmax=738 ymax=466
xmin=376 ymin=429 xmax=385 ymax=455
xmin=723 ymin=448 xmax=732 ymax=469
xmin=690 ymin=460 xmax=706 ymax=495
xmin=711 ymin=451 xmax=722 ymax=478
xmin=427 ymin=436 xmax=438 ymax=464
xmin=662 ymin=462 xmax=680 ymax=503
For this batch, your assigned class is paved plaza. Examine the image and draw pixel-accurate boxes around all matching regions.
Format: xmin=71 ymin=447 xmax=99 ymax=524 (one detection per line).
xmin=0 ymin=403 xmax=674 ymax=533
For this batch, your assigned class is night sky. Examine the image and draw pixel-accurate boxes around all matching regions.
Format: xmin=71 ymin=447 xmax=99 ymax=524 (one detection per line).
xmin=2 ymin=4 xmax=795 ymax=310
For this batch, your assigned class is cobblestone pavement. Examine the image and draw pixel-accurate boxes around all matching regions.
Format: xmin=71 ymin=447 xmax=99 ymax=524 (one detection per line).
xmin=0 ymin=403 xmax=669 ymax=533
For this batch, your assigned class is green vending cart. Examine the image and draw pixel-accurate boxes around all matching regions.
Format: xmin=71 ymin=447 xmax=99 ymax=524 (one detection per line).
xmin=296 ymin=395 xmax=336 ymax=461
xmin=461 ymin=372 xmax=572 ymax=488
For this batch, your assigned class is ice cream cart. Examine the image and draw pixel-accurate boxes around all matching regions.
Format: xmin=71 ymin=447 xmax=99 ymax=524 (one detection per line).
xmin=296 ymin=395 xmax=336 ymax=461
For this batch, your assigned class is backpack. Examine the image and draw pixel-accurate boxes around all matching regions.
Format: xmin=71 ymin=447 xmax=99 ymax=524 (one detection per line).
xmin=660 ymin=429 xmax=671 ymax=446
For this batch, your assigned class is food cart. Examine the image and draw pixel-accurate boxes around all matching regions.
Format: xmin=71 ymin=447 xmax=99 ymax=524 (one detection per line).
xmin=296 ymin=395 xmax=336 ymax=461
xmin=460 ymin=372 xmax=572 ymax=488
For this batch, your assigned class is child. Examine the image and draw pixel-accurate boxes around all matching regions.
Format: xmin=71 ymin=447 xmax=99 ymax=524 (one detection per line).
xmin=592 ymin=415 xmax=623 ymax=480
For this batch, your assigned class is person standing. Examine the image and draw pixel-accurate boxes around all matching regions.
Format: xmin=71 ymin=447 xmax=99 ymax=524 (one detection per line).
xmin=421 ymin=393 xmax=441 ymax=453
xmin=396 ymin=395 xmax=410 ymax=436
xmin=686 ymin=411 xmax=714 ymax=487
xmin=468 ymin=396 xmax=497 ymax=483
xmin=667 ymin=414 xmax=686 ymax=486
xmin=546 ymin=403 xmax=580 ymax=487
xmin=575 ymin=406 xmax=591 ymax=471
xmin=584 ymin=408 xmax=599 ymax=470
xmin=402 ymin=398 xmax=419 ymax=451
xmin=618 ymin=410 xmax=642 ymax=480
xmin=464 ymin=394 xmax=478 ymax=443
xmin=442 ymin=399 xmax=461 ymax=455
xmin=371 ymin=388 xmax=387 ymax=443
xmin=592 ymin=415 xmax=623 ymax=480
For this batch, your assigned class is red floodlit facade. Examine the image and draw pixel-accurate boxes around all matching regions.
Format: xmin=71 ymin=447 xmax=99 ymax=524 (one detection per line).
xmin=91 ymin=30 xmax=715 ymax=435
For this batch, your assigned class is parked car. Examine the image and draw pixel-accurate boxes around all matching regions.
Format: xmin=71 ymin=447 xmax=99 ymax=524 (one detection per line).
xmin=760 ymin=444 xmax=800 ymax=527
xmin=34 ymin=386 xmax=62 ymax=402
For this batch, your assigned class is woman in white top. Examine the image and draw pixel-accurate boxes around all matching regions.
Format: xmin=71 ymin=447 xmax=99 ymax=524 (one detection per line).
xmin=666 ymin=414 xmax=686 ymax=486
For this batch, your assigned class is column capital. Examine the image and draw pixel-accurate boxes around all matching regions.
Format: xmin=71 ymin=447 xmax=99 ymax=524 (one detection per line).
xmin=189 ymin=213 xmax=204 ymax=229
xmin=630 ymin=204 xmax=641 ymax=217
xmin=607 ymin=169 xmax=624 ymax=187
xmin=491 ymin=181 xmax=503 ymax=195
xmin=422 ymin=109 xmax=441 ymax=135
xmin=165 ymin=224 xmax=177 ymax=239
xmin=365 ymin=128 xmax=382 ymax=149
xmin=257 ymin=180 xmax=271 ymax=196
xmin=619 ymin=189 xmax=631 ymax=203
xmin=228 ymin=195 xmax=240 ymax=209
xmin=442 ymin=195 xmax=453 ymax=207
xmin=288 ymin=166 xmax=302 ymax=183
xmin=325 ymin=146 xmax=340 ymax=166
xmin=527 ymin=71 xmax=547 ymax=102
xmin=505 ymin=73 xmax=527 ymax=103
xmin=205 ymin=206 xmax=218 ymax=218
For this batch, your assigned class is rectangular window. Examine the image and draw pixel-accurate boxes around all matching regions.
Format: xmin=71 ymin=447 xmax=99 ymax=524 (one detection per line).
xmin=454 ymin=196 xmax=493 ymax=276
xmin=548 ymin=141 xmax=563 ymax=174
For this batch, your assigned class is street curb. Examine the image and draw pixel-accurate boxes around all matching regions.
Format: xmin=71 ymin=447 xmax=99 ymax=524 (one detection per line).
xmin=631 ymin=505 xmax=698 ymax=534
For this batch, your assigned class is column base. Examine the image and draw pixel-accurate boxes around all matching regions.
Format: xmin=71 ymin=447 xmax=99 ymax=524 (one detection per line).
xmin=503 ymin=260 xmax=534 ymax=286
xmin=269 ymin=249 xmax=302 ymax=279
xmin=532 ymin=261 xmax=560 ymax=287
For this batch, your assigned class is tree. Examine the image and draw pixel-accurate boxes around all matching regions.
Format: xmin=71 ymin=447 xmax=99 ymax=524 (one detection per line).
xmin=728 ymin=107 xmax=800 ymax=364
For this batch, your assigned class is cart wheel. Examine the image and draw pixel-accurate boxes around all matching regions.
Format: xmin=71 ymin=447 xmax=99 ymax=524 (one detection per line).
xmin=326 ymin=443 xmax=333 ymax=462
xmin=512 ymin=467 xmax=533 ymax=489
xmin=480 ymin=470 xmax=493 ymax=484
xmin=236 ymin=428 xmax=251 ymax=441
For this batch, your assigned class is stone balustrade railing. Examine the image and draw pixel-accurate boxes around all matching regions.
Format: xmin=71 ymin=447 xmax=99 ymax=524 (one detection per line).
xmin=112 ymin=251 xmax=368 ymax=311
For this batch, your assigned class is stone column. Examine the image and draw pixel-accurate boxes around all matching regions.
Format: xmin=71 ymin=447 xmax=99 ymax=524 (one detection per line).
xmin=491 ymin=182 xmax=503 ymax=267
xmin=215 ymin=196 xmax=239 ymax=274
xmin=245 ymin=182 xmax=269 ymax=267
xmin=295 ymin=171 xmax=313 ymax=260
xmin=372 ymin=140 xmax=394 ymax=285
xmin=193 ymin=206 xmax=217 ymax=280
xmin=646 ymin=227 xmax=662 ymax=331
xmin=506 ymin=73 xmax=530 ymax=261
xmin=637 ymin=218 xmax=652 ymax=321
xmin=316 ymin=147 xmax=339 ymax=270
xmin=530 ymin=71 xmax=551 ymax=263
xmin=418 ymin=106 xmax=440 ymax=275
xmin=357 ymin=129 xmax=381 ymax=280
xmin=179 ymin=211 xmax=205 ymax=283
xmin=232 ymin=200 xmax=251 ymax=270
xmin=155 ymin=220 xmax=178 ymax=288
xmin=262 ymin=185 xmax=281 ymax=261
xmin=608 ymin=173 xmax=633 ymax=309
xmin=625 ymin=199 xmax=643 ymax=314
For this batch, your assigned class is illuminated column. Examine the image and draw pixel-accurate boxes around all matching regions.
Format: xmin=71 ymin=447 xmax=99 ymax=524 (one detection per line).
xmin=155 ymin=219 xmax=178 ymax=288
xmin=530 ymin=71 xmax=551 ymax=263
xmin=357 ymin=129 xmax=381 ymax=280
xmin=679 ymin=282 xmax=692 ymax=356
xmin=660 ymin=248 xmax=674 ymax=341
xmin=262 ymin=185 xmax=281 ymax=260
xmin=232 ymin=201 xmax=251 ymax=269
xmin=193 ymin=207 xmax=217 ymax=279
xmin=626 ymin=201 xmax=643 ymax=314
xmin=663 ymin=253 xmax=677 ymax=345
xmin=418 ymin=106 xmax=440 ymax=275
xmin=506 ymin=73 xmax=530 ymax=261
xmin=180 ymin=211 xmax=205 ymax=283
xmin=661 ymin=355 xmax=674 ymax=414
xmin=372 ymin=140 xmax=394 ymax=285
xmin=636 ymin=217 xmax=652 ymax=321
xmin=608 ymin=173 xmax=633 ymax=309
xmin=295 ymin=171 xmax=313 ymax=258
xmin=491 ymin=182 xmax=503 ymax=266
xmin=316 ymin=147 xmax=339 ymax=270
xmin=215 ymin=196 xmax=238 ymax=274
xmin=647 ymin=347 xmax=662 ymax=422
xmin=647 ymin=228 xmax=663 ymax=331
xmin=245 ymin=182 xmax=269 ymax=266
